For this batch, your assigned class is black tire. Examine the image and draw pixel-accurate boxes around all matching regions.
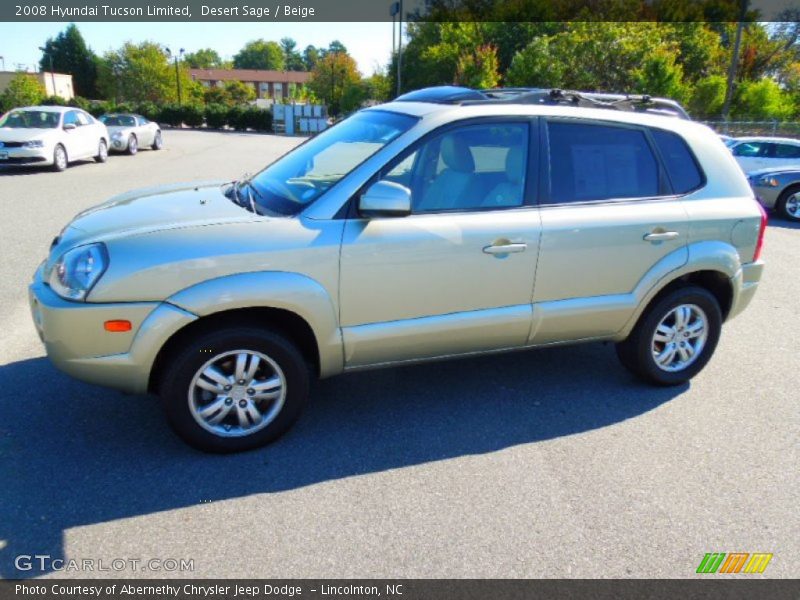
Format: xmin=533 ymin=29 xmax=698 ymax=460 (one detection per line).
xmin=159 ymin=327 xmax=310 ymax=453
xmin=151 ymin=130 xmax=162 ymax=150
xmin=126 ymin=134 xmax=138 ymax=155
xmin=776 ymin=184 xmax=800 ymax=222
xmin=615 ymin=285 xmax=722 ymax=386
xmin=52 ymin=144 xmax=67 ymax=172
xmin=94 ymin=139 xmax=108 ymax=163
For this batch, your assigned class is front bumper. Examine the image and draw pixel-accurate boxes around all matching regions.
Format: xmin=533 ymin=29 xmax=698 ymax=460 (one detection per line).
xmin=0 ymin=145 xmax=51 ymax=166
xmin=29 ymin=265 xmax=197 ymax=394
xmin=727 ymin=260 xmax=764 ymax=321
xmin=110 ymin=137 xmax=128 ymax=151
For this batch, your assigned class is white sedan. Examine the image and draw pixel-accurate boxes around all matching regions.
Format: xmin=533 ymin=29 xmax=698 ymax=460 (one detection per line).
xmin=100 ymin=113 xmax=163 ymax=155
xmin=728 ymin=136 xmax=800 ymax=172
xmin=0 ymin=106 xmax=109 ymax=171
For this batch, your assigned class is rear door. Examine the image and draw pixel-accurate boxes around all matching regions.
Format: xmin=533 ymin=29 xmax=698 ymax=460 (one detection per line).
xmin=769 ymin=142 xmax=800 ymax=169
xmin=531 ymin=119 xmax=695 ymax=344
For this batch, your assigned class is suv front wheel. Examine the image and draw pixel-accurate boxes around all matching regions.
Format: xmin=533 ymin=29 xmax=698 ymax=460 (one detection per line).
xmin=616 ymin=285 xmax=722 ymax=386
xmin=159 ymin=327 xmax=310 ymax=452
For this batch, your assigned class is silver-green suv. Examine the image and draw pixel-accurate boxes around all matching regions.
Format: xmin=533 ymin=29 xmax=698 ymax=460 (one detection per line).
xmin=29 ymin=88 xmax=766 ymax=452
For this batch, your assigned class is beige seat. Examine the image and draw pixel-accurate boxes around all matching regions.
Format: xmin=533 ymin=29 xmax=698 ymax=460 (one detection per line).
xmin=482 ymin=145 xmax=526 ymax=207
xmin=416 ymin=135 xmax=475 ymax=211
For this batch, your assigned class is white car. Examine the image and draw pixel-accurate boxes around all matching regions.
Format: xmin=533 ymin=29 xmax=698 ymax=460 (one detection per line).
xmin=0 ymin=106 xmax=109 ymax=171
xmin=728 ymin=136 xmax=800 ymax=172
xmin=99 ymin=113 xmax=163 ymax=155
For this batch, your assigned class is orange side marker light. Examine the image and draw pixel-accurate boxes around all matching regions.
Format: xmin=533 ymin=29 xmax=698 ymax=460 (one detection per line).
xmin=104 ymin=320 xmax=132 ymax=332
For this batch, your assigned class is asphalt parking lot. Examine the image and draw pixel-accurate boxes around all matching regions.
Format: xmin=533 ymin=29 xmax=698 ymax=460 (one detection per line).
xmin=0 ymin=129 xmax=797 ymax=579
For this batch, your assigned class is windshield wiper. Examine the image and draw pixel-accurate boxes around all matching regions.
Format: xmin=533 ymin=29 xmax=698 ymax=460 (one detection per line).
xmin=226 ymin=179 xmax=260 ymax=215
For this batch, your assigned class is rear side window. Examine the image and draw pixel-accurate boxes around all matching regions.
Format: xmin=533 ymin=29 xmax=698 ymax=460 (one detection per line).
xmin=651 ymin=129 xmax=704 ymax=194
xmin=546 ymin=121 xmax=659 ymax=203
xmin=774 ymin=143 xmax=800 ymax=159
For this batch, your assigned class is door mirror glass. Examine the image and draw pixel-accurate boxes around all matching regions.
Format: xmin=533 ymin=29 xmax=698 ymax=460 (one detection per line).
xmin=359 ymin=180 xmax=411 ymax=218
xmin=63 ymin=123 xmax=77 ymax=131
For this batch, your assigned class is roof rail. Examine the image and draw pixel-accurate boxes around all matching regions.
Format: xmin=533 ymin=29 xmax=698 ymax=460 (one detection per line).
xmin=395 ymin=86 xmax=691 ymax=119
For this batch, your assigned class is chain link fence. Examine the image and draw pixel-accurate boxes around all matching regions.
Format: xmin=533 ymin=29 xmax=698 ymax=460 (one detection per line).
xmin=700 ymin=120 xmax=800 ymax=139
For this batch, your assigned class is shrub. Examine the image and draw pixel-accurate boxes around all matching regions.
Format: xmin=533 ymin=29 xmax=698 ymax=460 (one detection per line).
xmin=205 ymin=103 xmax=228 ymax=129
xmin=181 ymin=103 xmax=205 ymax=127
xmin=135 ymin=101 xmax=159 ymax=121
xmin=68 ymin=96 xmax=92 ymax=111
xmin=158 ymin=103 xmax=183 ymax=127
xmin=40 ymin=95 xmax=68 ymax=106
xmin=86 ymin=101 xmax=111 ymax=118
xmin=227 ymin=106 xmax=272 ymax=132
xmin=113 ymin=101 xmax=134 ymax=114
xmin=226 ymin=106 xmax=247 ymax=130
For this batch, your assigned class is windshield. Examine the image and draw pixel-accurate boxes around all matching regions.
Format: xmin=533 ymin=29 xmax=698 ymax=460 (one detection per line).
xmin=247 ymin=110 xmax=418 ymax=215
xmin=0 ymin=110 xmax=60 ymax=129
xmin=101 ymin=114 xmax=136 ymax=127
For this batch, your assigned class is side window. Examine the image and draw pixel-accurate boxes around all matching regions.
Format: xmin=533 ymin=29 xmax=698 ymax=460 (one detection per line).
xmin=546 ymin=121 xmax=659 ymax=203
xmin=137 ymin=115 xmax=149 ymax=125
xmin=651 ymin=129 xmax=704 ymax=194
xmin=75 ymin=111 xmax=90 ymax=126
xmin=774 ymin=143 xmax=800 ymax=159
xmin=385 ymin=122 xmax=530 ymax=213
xmin=63 ymin=111 xmax=79 ymax=127
xmin=732 ymin=142 xmax=763 ymax=157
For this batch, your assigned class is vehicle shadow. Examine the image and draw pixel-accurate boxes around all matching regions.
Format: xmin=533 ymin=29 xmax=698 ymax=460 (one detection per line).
xmin=0 ymin=160 xmax=99 ymax=177
xmin=767 ymin=217 xmax=800 ymax=230
xmin=0 ymin=343 xmax=685 ymax=578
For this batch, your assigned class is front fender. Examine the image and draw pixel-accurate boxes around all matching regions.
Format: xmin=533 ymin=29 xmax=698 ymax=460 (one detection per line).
xmin=166 ymin=271 xmax=344 ymax=377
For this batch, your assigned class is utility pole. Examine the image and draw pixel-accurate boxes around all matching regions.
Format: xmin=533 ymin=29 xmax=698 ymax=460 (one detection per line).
xmin=396 ymin=0 xmax=403 ymax=96
xmin=721 ymin=0 xmax=748 ymax=121
xmin=390 ymin=2 xmax=399 ymax=96
xmin=166 ymin=47 xmax=184 ymax=104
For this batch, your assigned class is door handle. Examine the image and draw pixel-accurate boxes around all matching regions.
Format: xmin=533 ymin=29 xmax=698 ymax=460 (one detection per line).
xmin=483 ymin=243 xmax=527 ymax=255
xmin=643 ymin=231 xmax=679 ymax=242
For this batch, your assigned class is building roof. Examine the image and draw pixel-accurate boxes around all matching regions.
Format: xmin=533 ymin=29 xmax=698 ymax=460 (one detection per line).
xmin=189 ymin=69 xmax=310 ymax=84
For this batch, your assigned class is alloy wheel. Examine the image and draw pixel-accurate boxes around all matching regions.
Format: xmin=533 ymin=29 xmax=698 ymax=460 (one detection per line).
xmin=651 ymin=303 xmax=708 ymax=372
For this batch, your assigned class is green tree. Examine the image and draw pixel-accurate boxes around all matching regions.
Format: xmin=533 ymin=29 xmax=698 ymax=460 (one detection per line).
xmin=302 ymin=45 xmax=320 ymax=70
xmin=39 ymin=24 xmax=98 ymax=97
xmin=0 ymin=73 xmax=46 ymax=111
xmin=732 ymin=78 xmax=795 ymax=120
xmin=688 ymin=75 xmax=727 ymax=119
xmin=203 ymin=85 xmax=231 ymax=105
xmin=184 ymin=48 xmax=223 ymax=69
xmin=308 ymin=52 xmax=362 ymax=116
xmin=454 ymin=44 xmax=500 ymax=89
xmin=97 ymin=42 xmax=201 ymax=103
xmin=280 ymin=38 xmax=306 ymax=71
xmin=233 ymin=40 xmax=285 ymax=70
xmin=632 ymin=47 xmax=688 ymax=101
xmin=223 ymin=80 xmax=256 ymax=104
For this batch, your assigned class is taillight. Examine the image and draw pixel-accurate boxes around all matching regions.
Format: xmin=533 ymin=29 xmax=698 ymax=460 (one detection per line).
xmin=753 ymin=200 xmax=767 ymax=262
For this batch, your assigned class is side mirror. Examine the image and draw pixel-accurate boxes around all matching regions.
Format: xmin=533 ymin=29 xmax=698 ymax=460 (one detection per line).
xmin=359 ymin=180 xmax=411 ymax=218
xmin=63 ymin=123 xmax=77 ymax=131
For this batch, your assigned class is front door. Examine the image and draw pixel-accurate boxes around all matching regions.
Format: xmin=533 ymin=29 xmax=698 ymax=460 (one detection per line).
xmin=339 ymin=120 xmax=541 ymax=367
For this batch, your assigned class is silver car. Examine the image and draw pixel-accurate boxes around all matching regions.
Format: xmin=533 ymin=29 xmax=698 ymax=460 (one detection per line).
xmin=99 ymin=113 xmax=163 ymax=155
xmin=28 ymin=87 xmax=766 ymax=452
xmin=0 ymin=106 xmax=109 ymax=171
xmin=748 ymin=167 xmax=800 ymax=222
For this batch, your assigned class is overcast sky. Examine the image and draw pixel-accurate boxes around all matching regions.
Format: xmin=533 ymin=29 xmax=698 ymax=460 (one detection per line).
xmin=0 ymin=22 xmax=396 ymax=75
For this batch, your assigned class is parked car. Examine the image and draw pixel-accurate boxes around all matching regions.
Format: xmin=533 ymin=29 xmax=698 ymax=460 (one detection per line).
xmin=0 ymin=106 xmax=109 ymax=171
xmin=748 ymin=167 xmax=800 ymax=221
xmin=29 ymin=86 xmax=766 ymax=452
xmin=727 ymin=136 xmax=800 ymax=173
xmin=99 ymin=113 xmax=162 ymax=155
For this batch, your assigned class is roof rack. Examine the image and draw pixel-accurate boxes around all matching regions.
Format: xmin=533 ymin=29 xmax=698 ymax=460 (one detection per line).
xmin=395 ymin=86 xmax=690 ymax=120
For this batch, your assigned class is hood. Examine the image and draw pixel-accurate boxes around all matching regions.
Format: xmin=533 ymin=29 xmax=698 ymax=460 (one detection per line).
xmin=746 ymin=166 xmax=800 ymax=178
xmin=0 ymin=128 xmax=55 ymax=143
xmin=56 ymin=181 xmax=255 ymax=248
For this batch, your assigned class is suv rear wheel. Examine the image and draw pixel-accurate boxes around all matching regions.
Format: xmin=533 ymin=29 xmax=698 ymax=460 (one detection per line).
xmin=159 ymin=327 xmax=309 ymax=453
xmin=616 ymin=285 xmax=722 ymax=386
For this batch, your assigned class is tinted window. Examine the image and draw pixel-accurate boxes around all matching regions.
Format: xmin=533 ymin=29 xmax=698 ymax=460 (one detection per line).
xmin=385 ymin=123 xmax=529 ymax=213
xmin=773 ymin=143 xmax=800 ymax=159
xmin=732 ymin=142 xmax=764 ymax=157
xmin=651 ymin=129 xmax=703 ymax=194
xmin=547 ymin=121 xmax=659 ymax=203
xmin=63 ymin=111 xmax=79 ymax=126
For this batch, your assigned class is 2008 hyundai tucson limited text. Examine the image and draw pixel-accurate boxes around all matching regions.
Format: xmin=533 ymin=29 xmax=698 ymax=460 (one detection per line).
xmin=29 ymin=87 xmax=766 ymax=452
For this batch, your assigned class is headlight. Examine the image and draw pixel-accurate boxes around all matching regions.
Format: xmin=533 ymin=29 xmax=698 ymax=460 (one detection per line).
xmin=48 ymin=243 xmax=108 ymax=301
xmin=755 ymin=175 xmax=780 ymax=187
xmin=23 ymin=140 xmax=44 ymax=148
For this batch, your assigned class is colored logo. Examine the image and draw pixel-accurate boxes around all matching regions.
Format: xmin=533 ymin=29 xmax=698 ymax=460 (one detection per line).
xmin=696 ymin=552 xmax=773 ymax=574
